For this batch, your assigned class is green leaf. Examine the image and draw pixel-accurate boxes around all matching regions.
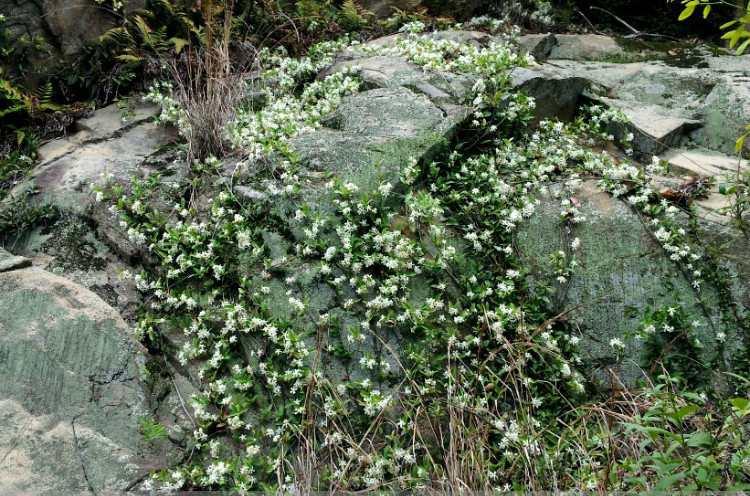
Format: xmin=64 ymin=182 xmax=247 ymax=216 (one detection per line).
xmin=703 ymin=5 xmax=711 ymax=18
xmin=115 ymin=54 xmax=144 ymax=63
xmin=170 ymin=37 xmax=188 ymax=54
xmin=721 ymin=29 xmax=744 ymax=48
xmin=737 ymin=37 xmax=750 ymax=55
xmin=720 ymin=20 xmax=739 ymax=29
xmin=139 ymin=417 xmax=168 ymax=441
xmin=679 ymin=3 xmax=697 ymax=21
xmin=730 ymin=397 xmax=750 ymax=414
xmin=655 ymin=472 xmax=687 ymax=491
xmin=686 ymin=431 xmax=713 ymax=448
xmin=671 ymin=404 xmax=699 ymax=423
xmin=14 ymin=129 xmax=26 ymax=146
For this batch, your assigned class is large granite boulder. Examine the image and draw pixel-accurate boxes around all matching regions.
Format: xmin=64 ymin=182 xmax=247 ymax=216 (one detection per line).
xmin=516 ymin=181 xmax=746 ymax=389
xmin=3 ymin=100 xmax=178 ymax=319
xmin=549 ymin=34 xmax=625 ymax=61
xmin=0 ymin=251 xmax=161 ymax=494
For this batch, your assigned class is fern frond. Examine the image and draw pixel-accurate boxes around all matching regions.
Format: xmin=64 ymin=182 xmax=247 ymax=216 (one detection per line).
xmin=34 ymin=82 xmax=54 ymax=105
xmin=99 ymin=27 xmax=133 ymax=46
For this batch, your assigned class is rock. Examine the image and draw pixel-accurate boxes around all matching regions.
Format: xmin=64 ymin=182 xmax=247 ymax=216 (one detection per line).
xmin=510 ymin=66 xmax=590 ymax=122
xmin=0 ymin=247 xmax=31 ymax=272
xmin=662 ymin=148 xmax=749 ymax=179
xmin=426 ymin=29 xmax=491 ymax=47
xmin=0 ymin=0 xmax=144 ymax=65
xmin=289 ymin=86 xmax=469 ymax=196
xmin=516 ymin=180 xmax=739 ymax=389
xmin=694 ymin=214 xmax=750 ymax=314
xmin=360 ymin=0 xmax=422 ymax=18
xmin=692 ymin=71 xmax=750 ymax=155
xmin=360 ymin=1 xmax=482 ymax=19
xmin=332 ymin=30 xmax=599 ymax=124
xmin=548 ymin=34 xmax=625 ymax=61
xmin=594 ymin=97 xmax=702 ymax=156
xmin=534 ymin=57 xmax=750 ymax=155
xmin=703 ymin=54 xmax=750 ymax=74
xmin=41 ymin=0 xmax=115 ymax=56
xmin=323 ymin=55 xmax=477 ymax=104
xmin=9 ymin=215 xmax=144 ymax=320
xmin=149 ymin=365 xmax=198 ymax=447
xmin=658 ymin=148 xmax=749 ymax=223
xmin=518 ymin=33 xmax=557 ymax=62
xmin=234 ymin=185 xmax=269 ymax=202
xmin=10 ymin=100 xmax=176 ymax=214
xmin=0 ymin=266 xmax=159 ymax=494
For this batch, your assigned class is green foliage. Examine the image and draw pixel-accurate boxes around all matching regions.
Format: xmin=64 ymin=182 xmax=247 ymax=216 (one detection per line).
xmin=140 ymin=417 xmax=170 ymax=442
xmin=0 ymin=193 xmax=59 ymax=244
xmin=677 ymin=0 xmax=750 ymax=54
xmin=612 ymin=380 xmax=750 ymax=491
xmin=637 ymin=305 xmax=710 ymax=385
xmin=101 ymin=28 xmax=750 ymax=492
xmin=718 ymin=164 xmax=750 ymax=231
xmin=67 ymin=0 xmax=200 ymax=103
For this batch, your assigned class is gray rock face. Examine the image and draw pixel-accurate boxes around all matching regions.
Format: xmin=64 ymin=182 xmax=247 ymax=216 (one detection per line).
xmin=4 ymin=100 xmax=177 ymax=329
xmin=0 ymin=261 xmax=157 ymax=495
xmin=548 ymin=34 xmax=625 ymax=61
xmin=0 ymin=247 xmax=30 ymax=272
xmin=0 ymin=0 xmax=143 ymax=59
xmin=518 ymin=56 xmax=750 ymax=156
xmin=510 ymin=65 xmax=590 ymax=122
xmin=518 ymin=33 xmax=557 ymax=62
xmin=694 ymin=70 xmax=750 ymax=154
xmin=516 ymin=181 xmax=743 ymax=388
xmin=0 ymin=0 xmax=137 ymax=85
xmin=12 ymin=100 xmax=176 ymax=214
xmin=360 ymin=0 xmax=421 ymax=18
xmin=359 ymin=0 xmax=482 ymax=19
xmin=329 ymin=31 xmax=597 ymax=125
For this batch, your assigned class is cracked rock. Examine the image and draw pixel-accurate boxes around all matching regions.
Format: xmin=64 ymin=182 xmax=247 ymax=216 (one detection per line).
xmin=0 ymin=266 xmax=163 ymax=494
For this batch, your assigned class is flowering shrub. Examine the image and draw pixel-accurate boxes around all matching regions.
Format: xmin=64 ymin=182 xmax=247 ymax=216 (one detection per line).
xmin=98 ymin=23 xmax=750 ymax=493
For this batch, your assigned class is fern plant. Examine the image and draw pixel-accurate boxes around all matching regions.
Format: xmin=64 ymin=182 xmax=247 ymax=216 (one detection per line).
xmin=99 ymin=0 xmax=197 ymax=68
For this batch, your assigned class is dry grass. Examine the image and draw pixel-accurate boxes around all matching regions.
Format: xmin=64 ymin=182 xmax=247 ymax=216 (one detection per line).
xmin=167 ymin=0 xmax=258 ymax=163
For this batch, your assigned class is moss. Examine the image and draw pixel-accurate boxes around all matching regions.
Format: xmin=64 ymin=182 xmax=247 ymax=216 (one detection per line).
xmin=38 ymin=216 xmax=108 ymax=272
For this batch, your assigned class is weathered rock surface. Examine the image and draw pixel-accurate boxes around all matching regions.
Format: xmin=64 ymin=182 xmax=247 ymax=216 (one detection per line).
xmin=516 ymin=181 xmax=745 ymax=388
xmin=510 ymin=65 xmax=590 ymax=122
xmin=3 ymin=100 xmax=178 ymax=319
xmin=0 ymin=247 xmax=30 ymax=272
xmin=360 ymin=0 xmax=481 ymax=19
xmin=518 ymin=33 xmax=558 ymax=61
xmin=549 ymin=33 xmax=625 ymax=61
xmin=293 ymin=86 xmax=468 ymax=191
xmin=0 ymin=255 xmax=159 ymax=494
xmin=12 ymin=100 xmax=176 ymax=214
xmin=360 ymin=0 xmax=422 ymax=18
xmin=528 ymin=56 xmax=750 ymax=156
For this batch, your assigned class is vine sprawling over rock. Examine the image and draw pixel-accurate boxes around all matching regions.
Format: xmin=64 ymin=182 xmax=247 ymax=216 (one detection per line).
xmin=1 ymin=2 xmax=750 ymax=494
